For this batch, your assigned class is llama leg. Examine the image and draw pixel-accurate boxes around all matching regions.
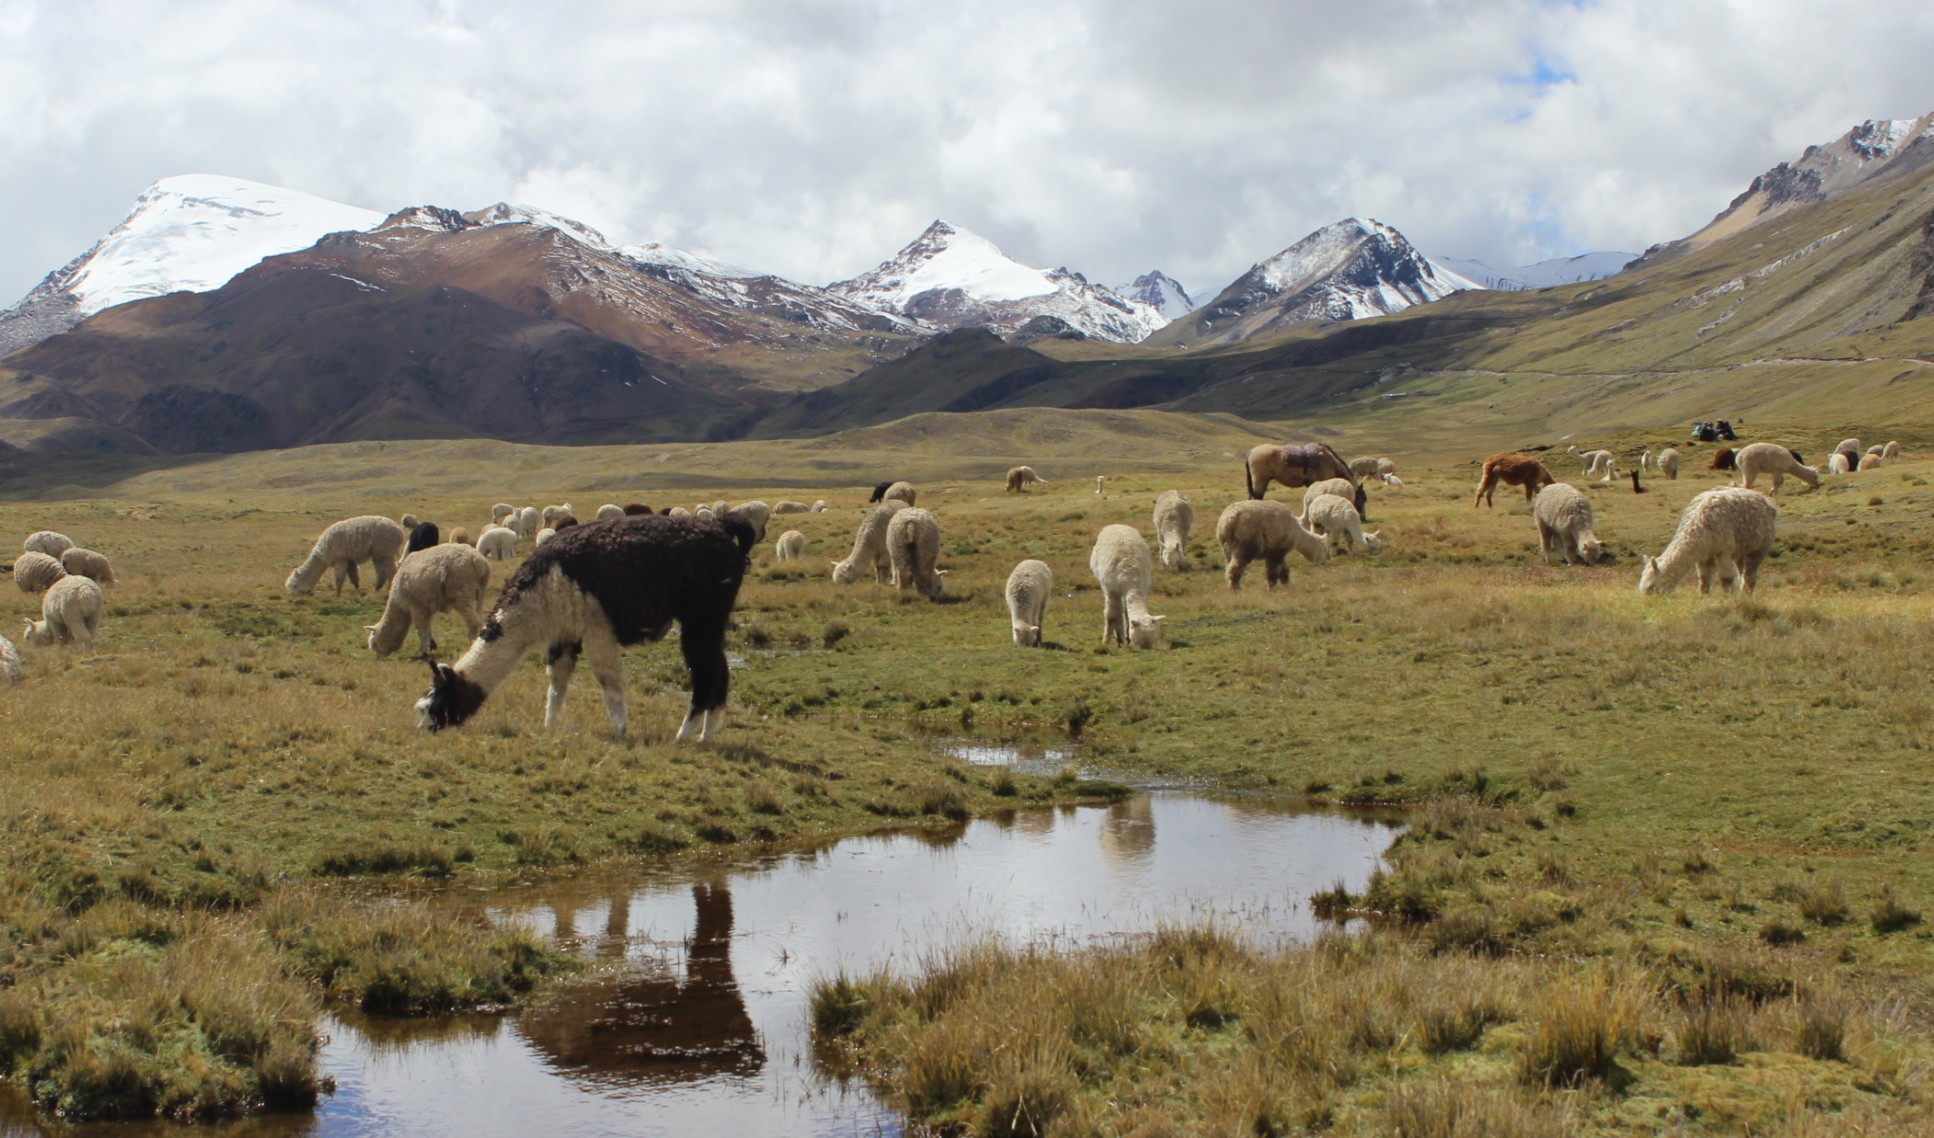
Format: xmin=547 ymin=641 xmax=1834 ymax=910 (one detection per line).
xmin=1267 ymin=553 xmax=1287 ymax=587
xmin=677 ymin=611 xmax=731 ymax=743
xmin=583 ymin=637 xmax=628 ymax=737
xmin=545 ymin=641 xmax=580 ymax=729
xmin=373 ymin=555 xmax=397 ymax=592
xmin=1740 ymin=552 xmax=1765 ymax=594
xmin=1697 ymin=560 xmax=1714 ymax=595
xmin=1225 ymin=552 xmax=1246 ymax=590
xmin=1101 ymin=592 xmax=1124 ymax=645
xmin=413 ymin=603 xmax=436 ymax=658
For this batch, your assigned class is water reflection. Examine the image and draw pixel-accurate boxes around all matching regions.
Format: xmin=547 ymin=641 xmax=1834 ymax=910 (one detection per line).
xmin=0 ymin=792 xmax=1401 ymax=1138
xmin=516 ymin=881 xmax=763 ymax=1089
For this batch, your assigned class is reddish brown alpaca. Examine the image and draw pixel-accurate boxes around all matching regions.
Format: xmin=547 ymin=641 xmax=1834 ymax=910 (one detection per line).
xmin=1474 ymin=453 xmax=1558 ymax=507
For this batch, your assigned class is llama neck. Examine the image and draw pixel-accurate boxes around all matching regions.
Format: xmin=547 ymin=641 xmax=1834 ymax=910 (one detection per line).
xmin=369 ymin=599 xmax=413 ymax=655
xmin=1652 ymin=535 xmax=1701 ymax=589
xmin=290 ymin=550 xmax=330 ymax=591
xmin=451 ymin=615 xmax=543 ymax=698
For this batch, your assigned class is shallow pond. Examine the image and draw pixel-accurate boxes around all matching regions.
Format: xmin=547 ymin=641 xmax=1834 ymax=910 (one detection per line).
xmin=2 ymin=792 xmax=1401 ymax=1138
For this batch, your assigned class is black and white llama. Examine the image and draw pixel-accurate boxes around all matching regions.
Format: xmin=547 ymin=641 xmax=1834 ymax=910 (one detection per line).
xmin=416 ymin=514 xmax=756 ymax=742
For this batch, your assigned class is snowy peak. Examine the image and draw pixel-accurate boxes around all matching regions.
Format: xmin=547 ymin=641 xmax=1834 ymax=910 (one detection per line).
xmin=1433 ymin=251 xmax=1636 ymax=291
xmin=1151 ymin=217 xmax=1474 ymax=349
xmin=1637 ymin=111 xmax=1934 ymax=265
xmin=830 ymin=220 xmax=1164 ymax=343
xmin=1117 ymin=271 xmax=1195 ymax=321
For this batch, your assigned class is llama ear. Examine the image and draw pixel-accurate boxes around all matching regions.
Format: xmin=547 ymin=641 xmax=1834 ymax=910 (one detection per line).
xmin=363 ymin=624 xmax=380 ymax=633
xmin=425 ymin=659 xmax=443 ymax=682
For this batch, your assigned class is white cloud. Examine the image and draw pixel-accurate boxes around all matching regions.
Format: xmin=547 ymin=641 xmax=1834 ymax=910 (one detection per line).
xmin=1 ymin=0 xmax=1931 ymax=302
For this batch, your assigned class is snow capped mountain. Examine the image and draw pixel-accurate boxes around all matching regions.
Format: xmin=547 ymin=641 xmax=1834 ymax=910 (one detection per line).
xmin=829 ymin=221 xmax=1166 ymax=344
xmin=1432 ymin=251 xmax=1636 ymax=291
xmin=1636 ymin=112 xmax=1934 ymax=266
xmin=1116 ymin=271 xmax=1195 ymax=321
xmin=1152 ymin=218 xmax=1476 ymax=349
xmin=0 ymin=174 xmax=386 ymax=355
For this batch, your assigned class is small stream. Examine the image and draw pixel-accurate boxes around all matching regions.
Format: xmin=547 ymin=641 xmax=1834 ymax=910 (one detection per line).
xmin=1 ymin=792 xmax=1402 ymax=1138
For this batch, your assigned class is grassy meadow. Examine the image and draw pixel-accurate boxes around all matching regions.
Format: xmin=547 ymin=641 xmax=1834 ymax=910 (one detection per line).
xmin=3 ymin=410 xmax=1934 ymax=1130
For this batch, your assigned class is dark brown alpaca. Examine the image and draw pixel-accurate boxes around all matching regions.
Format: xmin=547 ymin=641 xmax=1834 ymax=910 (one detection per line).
xmin=1474 ymin=453 xmax=1558 ymax=507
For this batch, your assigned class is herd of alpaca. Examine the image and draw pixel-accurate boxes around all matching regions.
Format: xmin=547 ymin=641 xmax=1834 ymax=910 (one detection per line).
xmin=3 ymin=433 xmax=1908 ymax=714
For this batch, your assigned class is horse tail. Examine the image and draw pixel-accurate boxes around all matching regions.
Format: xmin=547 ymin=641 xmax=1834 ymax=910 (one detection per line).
xmin=1244 ymin=451 xmax=1259 ymax=500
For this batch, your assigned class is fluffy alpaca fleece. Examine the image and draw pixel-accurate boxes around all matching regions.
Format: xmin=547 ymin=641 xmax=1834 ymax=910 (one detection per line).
xmin=449 ymin=527 xmax=471 ymax=546
xmin=367 ymin=544 xmax=493 ymax=659
xmin=477 ymin=525 xmax=518 ymax=560
xmin=23 ymin=531 xmax=73 ymax=558
xmin=0 ymin=634 xmax=18 ymax=685
xmin=774 ymin=530 xmax=806 ymax=560
xmin=1835 ymin=438 xmax=1863 ymax=467
xmin=1095 ymin=475 xmax=1106 ymax=495
xmin=1303 ymin=495 xmax=1383 ymax=555
xmin=882 ymin=481 xmax=917 ymax=506
xmin=1639 ymin=487 xmax=1776 ymax=596
xmin=1859 ymin=452 xmax=1885 ymax=471
xmin=773 ymin=501 xmax=811 ymax=515
xmin=624 ymin=503 xmax=653 ymax=516
xmin=1153 ymin=490 xmax=1194 ymax=572
xmin=596 ymin=504 xmax=624 ymax=521
xmin=1349 ymin=456 xmax=1403 ymax=486
xmin=729 ymin=501 xmax=773 ymax=544
xmin=286 ymin=515 xmax=407 ymax=596
xmin=1533 ymin=483 xmax=1603 ymax=565
xmin=405 ymin=521 xmax=440 ymax=557
xmin=1566 ymin=446 xmax=1617 ymax=483
xmin=515 ymin=506 xmax=540 ymax=537
xmin=492 ymin=503 xmax=516 ymax=526
xmin=1884 ymin=440 xmax=1902 ymax=459
xmin=1658 ymin=448 xmax=1681 ymax=479
xmin=1004 ymin=559 xmax=1052 ymax=647
xmin=542 ymin=504 xmax=576 ymax=529
xmin=1827 ymin=451 xmax=1852 ymax=475
xmin=1734 ymin=442 xmax=1820 ymax=495
xmin=12 ymin=551 xmax=67 ymax=594
xmin=1300 ymin=478 xmax=1357 ymax=515
xmin=1215 ymin=500 xmax=1327 ymax=590
xmin=1709 ymin=448 xmax=1737 ymax=472
xmin=831 ymin=501 xmax=907 ymax=585
xmin=22 ymin=574 xmax=103 ymax=649
xmin=1089 ymin=525 xmax=1164 ymax=648
xmin=1474 ymin=453 xmax=1556 ymax=506
xmin=811 ymin=500 xmax=828 ymax=513
xmin=417 ymin=514 xmax=755 ymax=741
xmin=1005 ymin=466 xmax=1046 ymax=493
xmin=886 ymin=507 xmax=944 ymax=599
xmin=59 ymin=548 xmax=116 ymax=585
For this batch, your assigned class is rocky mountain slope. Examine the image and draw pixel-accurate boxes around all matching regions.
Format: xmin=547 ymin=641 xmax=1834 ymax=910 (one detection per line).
xmin=1147 ymin=218 xmax=1478 ymax=350
xmin=1635 ymin=113 xmax=1934 ymax=266
xmin=1432 ymin=251 xmax=1635 ymax=291
xmin=829 ymin=221 xmax=1165 ymax=343
xmin=1116 ymin=271 xmax=1195 ymax=321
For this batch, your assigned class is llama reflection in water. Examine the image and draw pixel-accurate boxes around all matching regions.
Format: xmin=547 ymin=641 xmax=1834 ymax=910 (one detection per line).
xmin=517 ymin=880 xmax=763 ymax=1085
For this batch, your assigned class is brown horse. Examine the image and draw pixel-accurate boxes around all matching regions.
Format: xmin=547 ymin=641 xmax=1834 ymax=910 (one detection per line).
xmin=1244 ymin=443 xmax=1367 ymax=519
xmin=1474 ymin=453 xmax=1557 ymax=507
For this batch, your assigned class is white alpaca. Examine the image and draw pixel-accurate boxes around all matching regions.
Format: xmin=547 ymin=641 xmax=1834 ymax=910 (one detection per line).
xmin=492 ymin=503 xmax=516 ymax=527
xmin=1004 ymin=559 xmax=1052 ymax=647
xmin=1153 ymin=490 xmax=1194 ymax=572
xmin=773 ymin=501 xmax=811 ymax=515
xmin=775 ymin=530 xmax=806 ymax=560
xmin=60 ymin=548 xmax=116 ymax=585
xmin=22 ymin=574 xmax=104 ymax=650
xmin=831 ymin=500 xmax=907 ymax=584
xmin=22 ymin=531 xmax=73 ymax=558
xmin=1004 ymin=467 xmax=1044 ymax=493
xmin=0 ymin=634 xmax=18 ymax=685
xmin=365 ymin=544 xmax=493 ymax=659
xmin=12 ymin=551 xmax=66 ymax=594
xmin=729 ymin=501 xmax=773 ymax=543
xmin=886 ymin=507 xmax=944 ymax=599
xmin=667 ymin=507 xmax=691 ymax=518
xmin=1567 ymin=445 xmax=1617 ymax=483
xmin=1734 ymin=442 xmax=1820 ymax=495
xmin=596 ymin=504 xmax=625 ymax=521
xmin=1533 ymin=483 xmax=1602 ymax=565
xmin=811 ymin=500 xmax=829 ymax=513
xmin=1639 ymin=487 xmax=1776 ymax=596
xmin=1884 ymin=441 xmax=1902 ymax=459
xmin=477 ymin=525 xmax=518 ymax=560
xmin=1640 ymin=450 xmax=1653 ymax=472
xmin=536 ymin=527 xmax=557 ymax=545
xmin=1089 ymin=525 xmax=1164 ymax=648
xmin=285 ymin=515 xmax=407 ymax=596
xmin=1349 ymin=456 xmax=1403 ymax=486
xmin=1300 ymin=477 xmax=1357 ymax=515
xmin=1303 ymin=495 xmax=1383 ymax=555
xmin=882 ymin=481 xmax=917 ymax=505
xmin=542 ymin=504 xmax=576 ymax=529
xmin=1095 ymin=475 xmax=1106 ymax=496
xmin=1827 ymin=452 xmax=1852 ymax=475
xmin=515 ymin=506 xmax=540 ymax=537
xmin=1216 ymin=500 xmax=1327 ymax=590
xmin=1658 ymin=447 xmax=1681 ymax=480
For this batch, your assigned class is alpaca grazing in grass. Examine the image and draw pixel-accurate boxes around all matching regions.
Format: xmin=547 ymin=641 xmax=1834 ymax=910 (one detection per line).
xmin=1473 ymin=453 xmax=1556 ymax=507
xmin=1639 ymin=487 xmax=1776 ymax=596
xmin=416 ymin=514 xmax=755 ymax=742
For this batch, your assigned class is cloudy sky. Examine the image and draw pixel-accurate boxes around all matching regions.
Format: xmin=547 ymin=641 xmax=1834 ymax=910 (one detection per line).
xmin=2 ymin=0 xmax=1932 ymax=302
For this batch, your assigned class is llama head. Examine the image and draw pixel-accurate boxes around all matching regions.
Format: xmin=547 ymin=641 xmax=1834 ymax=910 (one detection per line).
xmin=1013 ymin=621 xmax=1042 ymax=648
xmin=364 ymin=624 xmax=384 ymax=656
xmin=417 ymin=660 xmax=487 ymax=731
xmin=1578 ymin=536 xmax=1604 ymax=565
xmin=1362 ymin=530 xmax=1384 ymax=554
xmin=284 ymin=567 xmax=315 ymax=596
xmin=1129 ymin=614 xmax=1166 ymax=650
xmin=1638 ymin=556 xmax=1668 ymax=595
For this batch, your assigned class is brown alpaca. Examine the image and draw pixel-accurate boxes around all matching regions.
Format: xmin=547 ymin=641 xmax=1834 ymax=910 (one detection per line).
xmin=1709 ymin=448 xmax=1737 ymax=472
xmin=1474 ymin=453 xmax=1557 ymax=507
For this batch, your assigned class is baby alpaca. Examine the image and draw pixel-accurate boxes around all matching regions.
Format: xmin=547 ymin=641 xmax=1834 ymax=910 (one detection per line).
xmin=1004 ymin=559 xmax=1052 ymax=647
xmin=1152 ymin=490 xmax=1194 ymax=572
xmin=1533 ymin=483 xmax=1602 ymax=565
xmin=774 ymin=530 xmax=806 ymax=560
xmin=366 ymin=544 xmax=493 ymax=659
